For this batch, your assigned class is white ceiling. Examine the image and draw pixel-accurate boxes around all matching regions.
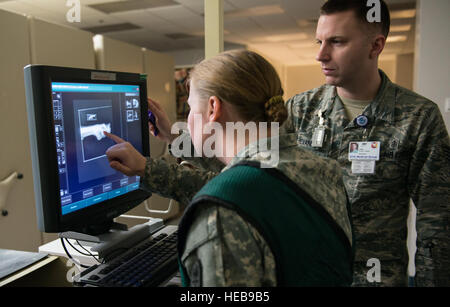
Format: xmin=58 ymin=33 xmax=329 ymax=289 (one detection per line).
xmin=0 ymin=0 xmax=417 ymax=65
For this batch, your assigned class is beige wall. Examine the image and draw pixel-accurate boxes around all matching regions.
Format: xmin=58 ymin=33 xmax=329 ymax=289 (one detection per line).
xmin=415 ymin=0 xmax=450 ymax=132
xmin=29 ymin=17 xmax=95 ymax=69
xmin=284 ymin=64 xmax=324 ymax=99
xmin=94 ymin=35 xmax=144 ymax=74
xmin=395 ymin=54 xmax=414 ymax=90
xmin=379 ymin=58 xmax=396 ymax=83
xmin=0 ymin=10 xmax=41 ymax=252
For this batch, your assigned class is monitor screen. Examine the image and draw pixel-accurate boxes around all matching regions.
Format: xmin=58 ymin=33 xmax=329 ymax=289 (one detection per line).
xmin=51 ymin=82 xmax=142 ymax=215
xmin=24 ymin=65 xmax=151 ymax=234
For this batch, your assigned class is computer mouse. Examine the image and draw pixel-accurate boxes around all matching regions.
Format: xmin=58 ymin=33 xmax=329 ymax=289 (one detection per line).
xmin=148 ymin=110 xmax=159 ymax=136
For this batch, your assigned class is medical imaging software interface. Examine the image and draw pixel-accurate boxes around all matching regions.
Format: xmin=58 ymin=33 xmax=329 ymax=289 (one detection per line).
xmin=51 ymin=82 xmax=143 ymax=215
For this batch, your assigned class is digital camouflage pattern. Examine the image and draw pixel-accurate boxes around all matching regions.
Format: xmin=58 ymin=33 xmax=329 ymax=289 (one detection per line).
xmin=178 ymin=133 xmax=351 ymax=286
xmin=180 ymin=204 xmax=277 ymax=286
xmin=141 ymin=153 xmax=218 ymax=207
xmin=283 ymin=70 xmax=450 ymax=287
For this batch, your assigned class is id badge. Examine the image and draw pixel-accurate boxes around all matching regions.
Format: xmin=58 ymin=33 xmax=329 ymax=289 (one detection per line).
xmin=312 ymin=127 xmax=325 ymax=147
xmin=348 ymin=141 xmax=380 ymax=161
xmin=348 ymin=141 xmax=380 ymax=175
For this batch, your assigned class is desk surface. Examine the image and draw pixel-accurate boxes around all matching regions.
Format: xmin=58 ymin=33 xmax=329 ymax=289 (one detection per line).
xmin=0 ymin=249 xmax=48 ymax=280
xmin=0 ymin=250 xmax=62 ymax=287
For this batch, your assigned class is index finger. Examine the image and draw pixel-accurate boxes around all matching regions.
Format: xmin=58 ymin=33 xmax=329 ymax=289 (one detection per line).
xmin=104 ymin=131 xmax=125 ymax=144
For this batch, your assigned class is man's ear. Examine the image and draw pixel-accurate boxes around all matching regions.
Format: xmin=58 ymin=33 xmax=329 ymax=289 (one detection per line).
xmin=369 ymin=34 xmax=386 ymax=59
xmin=207 ymin=96 xmax=222 ymax=122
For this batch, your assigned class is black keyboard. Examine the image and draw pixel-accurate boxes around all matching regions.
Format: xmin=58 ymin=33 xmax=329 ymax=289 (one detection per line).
xmin=75 ymin=226 xmax=179 ymax=287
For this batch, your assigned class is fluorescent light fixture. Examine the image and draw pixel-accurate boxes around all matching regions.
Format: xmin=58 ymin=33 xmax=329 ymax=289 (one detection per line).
xmin=225 ymin=5 xmax=284 ymax=18
xmin=390 ymin=24 xmax=412 ymax=32
xmin=390 ymin=9 xmax=416 ymax=19
xmin=386 ymin=35 xmax=407 ymax=43
xmin=264 ymin=33 xmax=308 ymax=43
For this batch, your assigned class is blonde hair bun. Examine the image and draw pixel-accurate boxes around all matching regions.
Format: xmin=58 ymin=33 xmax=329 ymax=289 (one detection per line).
xmin=264 ymin=95 xmax=287 ymax=123
xmin=189 ymin=50 xmax=286 ymax=125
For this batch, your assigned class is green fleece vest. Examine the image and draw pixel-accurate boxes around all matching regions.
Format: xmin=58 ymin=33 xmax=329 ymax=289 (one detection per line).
xmin=177 ymin=162 xmax=353 ymax=286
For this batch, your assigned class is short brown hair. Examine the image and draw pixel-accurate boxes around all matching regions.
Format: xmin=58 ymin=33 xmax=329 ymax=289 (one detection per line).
xmin=188 ymin=50 xmax=287 ymax=124
xmin=320 ymin=0 xmax=390 ymax=38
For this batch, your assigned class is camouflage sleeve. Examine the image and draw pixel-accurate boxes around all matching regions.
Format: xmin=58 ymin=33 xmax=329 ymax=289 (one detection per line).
xmin=181 ymin=204 xmax=276 ymax=287
xmin=408 ymin=105 xmax=450 ymax=286
xmin=140 ymin=156 xmax=219 ymax=206
xmin=280 ymin=96 xmax=296 ymax=134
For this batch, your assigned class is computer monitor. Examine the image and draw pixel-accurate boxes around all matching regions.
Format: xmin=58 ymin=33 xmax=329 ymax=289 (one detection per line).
xmin=24 ymin=65 xmax=151 ymax=235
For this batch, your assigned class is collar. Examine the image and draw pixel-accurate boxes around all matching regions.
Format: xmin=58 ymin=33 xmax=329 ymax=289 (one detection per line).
xmin=318 ymin=70 xmax=397 ymax=125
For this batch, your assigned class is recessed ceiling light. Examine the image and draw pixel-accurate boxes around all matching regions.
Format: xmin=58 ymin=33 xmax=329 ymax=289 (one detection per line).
xmin=82 ymin=23 xmax=141 ymax=34
xmin=386 ymin=35 xmax=407 ymax=43
xmin=390 ymin=9 xmax=416 ymax=19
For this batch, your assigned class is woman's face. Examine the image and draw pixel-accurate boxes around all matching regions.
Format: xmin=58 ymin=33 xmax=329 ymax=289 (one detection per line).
xmin=187 ymin=80 xmax=209 ymax=155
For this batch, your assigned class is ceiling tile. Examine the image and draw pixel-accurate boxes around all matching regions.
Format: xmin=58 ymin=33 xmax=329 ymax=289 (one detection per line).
xmin=0 ymin=1 xmax=49 ymax=16
xmin=280 ymin=0 xmax=322 ymax=20
xmin=250 ymin=12 xmax=300 ymax=34
xmin=147 ymin=4 xmax=203 ymax=32
xmin=113 ymin=10 xmax=180 ymax=34
xmin=224 ymin=16 xmax=263 ymax=36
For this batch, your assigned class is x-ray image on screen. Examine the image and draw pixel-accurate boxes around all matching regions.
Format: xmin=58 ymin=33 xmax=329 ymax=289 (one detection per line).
xmin=73 ymin=100 xmax=116 ymax=183
xmin=78 ymin=106 xmax=113 ymax=162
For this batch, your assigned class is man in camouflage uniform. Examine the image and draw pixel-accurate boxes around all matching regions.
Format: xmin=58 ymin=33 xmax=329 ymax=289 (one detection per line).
xmin=142 ymin=0 xmax=449 ymax=287
xmin=284 ymin=70 xmax=449 ymax=287
xmin=280 ymin=0 xmax=449 ymax=286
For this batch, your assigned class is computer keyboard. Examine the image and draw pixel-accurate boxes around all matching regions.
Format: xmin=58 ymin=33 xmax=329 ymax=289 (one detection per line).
xmin=74 ymin=225 xmax=178 ymax=287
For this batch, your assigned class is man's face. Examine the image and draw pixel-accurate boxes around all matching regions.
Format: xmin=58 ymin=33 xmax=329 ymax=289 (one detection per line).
xmin=315 ymin=10 xmax=373 ymax=88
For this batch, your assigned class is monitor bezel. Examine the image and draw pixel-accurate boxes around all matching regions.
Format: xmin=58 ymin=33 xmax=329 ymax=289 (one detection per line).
xmin=25 ymin=65 xmax=151 ymax=234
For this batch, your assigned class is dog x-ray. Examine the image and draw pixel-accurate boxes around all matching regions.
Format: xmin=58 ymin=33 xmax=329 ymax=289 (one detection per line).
xmin=78 ymin=106 xmax=113 ymax=162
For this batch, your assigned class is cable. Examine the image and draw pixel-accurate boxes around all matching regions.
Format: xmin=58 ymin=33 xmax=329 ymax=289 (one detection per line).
xmin=60 ymin=238 xmax=90 ymax=269
xmin=75 ymin=240 xmax=103 ymax=263
xmin=67 ymin=239 xmax=102 ymax=264
xmin=64 ymin=239 xmax=92 ymax=257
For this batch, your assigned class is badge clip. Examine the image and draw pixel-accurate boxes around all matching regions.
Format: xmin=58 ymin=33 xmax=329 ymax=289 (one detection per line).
xmin=312 ymin=110 xmax=326 ymax=147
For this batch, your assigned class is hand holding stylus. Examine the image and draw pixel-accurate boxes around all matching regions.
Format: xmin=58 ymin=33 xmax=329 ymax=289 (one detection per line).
xmin=147 ymin=98 xmax=178 ymax=144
